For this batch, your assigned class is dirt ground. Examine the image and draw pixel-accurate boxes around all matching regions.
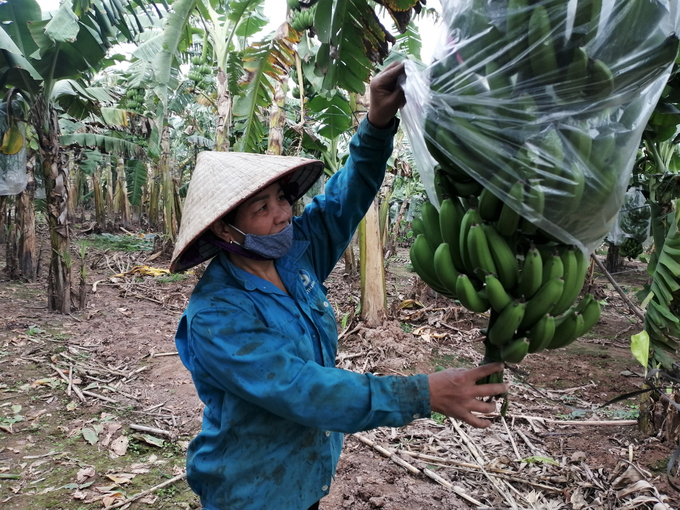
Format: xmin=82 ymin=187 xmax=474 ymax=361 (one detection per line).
xmin=1 ymin=230 xmax=679 ymax=509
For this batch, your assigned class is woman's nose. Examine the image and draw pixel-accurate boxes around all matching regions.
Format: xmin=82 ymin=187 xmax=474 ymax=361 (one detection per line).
xmin=276 ymin=200 xmax=292 ymax=223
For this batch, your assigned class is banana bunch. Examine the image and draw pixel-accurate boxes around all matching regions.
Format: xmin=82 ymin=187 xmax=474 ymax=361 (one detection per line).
xmin=410 ymin=181 xmax=601 ymax=365
xmin=289 ymin=4 xmax=317 ymax=33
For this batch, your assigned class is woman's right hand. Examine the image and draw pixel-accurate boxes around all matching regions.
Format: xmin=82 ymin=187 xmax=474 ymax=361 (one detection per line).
xmin=427 ymin=363 xmax=508 ymax=428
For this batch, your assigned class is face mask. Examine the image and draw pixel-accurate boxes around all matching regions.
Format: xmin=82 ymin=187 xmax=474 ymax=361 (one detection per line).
xmin=228 ymin=223 xmax=294 ymax=260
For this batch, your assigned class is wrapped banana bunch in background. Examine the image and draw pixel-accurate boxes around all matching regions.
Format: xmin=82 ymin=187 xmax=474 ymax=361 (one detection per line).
xmin=399 ymin=0 xmax=680 ymax=382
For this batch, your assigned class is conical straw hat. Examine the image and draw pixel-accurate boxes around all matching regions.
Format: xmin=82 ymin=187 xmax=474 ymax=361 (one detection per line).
xmin=170 ymin=151 xmax=324 ymax=273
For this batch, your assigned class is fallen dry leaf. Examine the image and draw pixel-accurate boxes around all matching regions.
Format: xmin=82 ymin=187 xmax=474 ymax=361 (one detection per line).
xmin=102 ymin=492 xmax=125 ymax=506
xmin=82 ymin=428 xmax=98 ymax=445
xmin=101 ymin=423 xmax=122 ymax=447
xmin=76 ymin=466 xmax=95 ymax=483
xmin=110 ymin=435 xmax=129 ymax=458
xmin=106 ymin=473 xmax=136 ymax=485
xmin=72 ymin=490 xmax=88 ymax=500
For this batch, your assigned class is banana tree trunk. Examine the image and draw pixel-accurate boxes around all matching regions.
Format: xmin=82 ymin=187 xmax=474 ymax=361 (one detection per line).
xmin=149 ymin=160 xmax=160 ymax=228
xmin=160 ymin=126 xmax=177 ymax=240
xmin=114 ymin=157 xmax=131 ymax=226
xmin=351 ymin=90 xmax=387 ymax=324
xmin=388 ymin=198 xmax=409 ymax=253
xmin=67 ymin=153 xmax=77 ymax=217
xmin=214 ymin=67 xmax=233 ymax=152
xmin=104 ymin=155 xmax=114 ymax=226
xmin=359 ymin=198 xmax=387 ymax=327
xmin=344 ymin=243 xmax=357 ymax=274
xmin=92 ymin=166 xmax=105 ymax=226
xmin=16 ymin=156 xmax=36 ymax=280
xmin=605 ymin=242 xmax=622 ymax=273
xmin=267 ymin=80 xmax=286 ymax=155
xmin=33 ymin=97 xmax=70 ymax=313
xmin=0 ymin=195 xmax=6 ymax=244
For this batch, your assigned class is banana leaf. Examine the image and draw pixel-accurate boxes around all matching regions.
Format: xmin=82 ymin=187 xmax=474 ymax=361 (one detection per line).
xmin=233 ymin=37 xmax=295 ymax=152
xmin=60 ymin=133 xmax=145 ymax=158
xmin=644 ymin=202 xmax=680 ymax=367
xmin=127 ymin=159 xmax=148 ymax=207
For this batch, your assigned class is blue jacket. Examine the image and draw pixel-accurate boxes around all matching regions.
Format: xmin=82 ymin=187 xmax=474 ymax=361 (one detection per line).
xmin=175 ymin=118 xmax=431 ymax=510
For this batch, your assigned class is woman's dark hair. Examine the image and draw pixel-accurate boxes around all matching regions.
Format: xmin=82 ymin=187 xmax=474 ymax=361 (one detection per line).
xmin=220 ymin=207 xmax=238 ymax=225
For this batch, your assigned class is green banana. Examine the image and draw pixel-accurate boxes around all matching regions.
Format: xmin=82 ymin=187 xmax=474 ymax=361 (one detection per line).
xmin=486 ymin=61 xmax=512 ymax=99
xmin=519 ymin=277 xmax=565 ymax=330
xmin=548 ymin=310 xmax=584 ymax=349
xmin=590 ymin=132 xmax=617 ymax=174
xmin=528 ymin=5 xmax=559 ymax=83
xmin=518 ymin=245 xmax=543 ymax=299
xmin=434 ymin=166 xmax=456 ymax=203
xmin=478 ymin=187 xmax=504 ymax=222
xmin=565 ymin=162 xmax=586 ymax=214
xmin=557 ymin=47 xmax=589 ymax=100
xmin=500 ymin=337 xmax=530 ymax=364
xmin=434 ymin=128 xmax=482 ymax=180
xmin=450 ymin=177 xmax=484 ymax=197
xmin=506 ymin=0 xmax=530 ymax=40
xmin=586 ymin=59 xmax=615 ymax=99
xmin=572 ymin=0 xmax=601 ymax=46
xmin=542 ymin=252 xmax=564 ymax=284
xmin=447 ymin=117 xmax=513 ymax=173
xmin=421 ymin=201 xmax=443 ymax=250
xmin=439 ymin=198 xmax=467 ymax=272
xmin=455 ymin=274 xmax=490 ymax=313
xmin=563 ymin=121 xmax=592 ymax=159
xmin=506 ymin=0 xmax=531 ymax=62
xmin=485 ymin=273 xmax=512 ymax=313
xmin=412 ymin=217 xmax=425 ymax=238
xmin=488 ymin=300 xmax=527 ymax=346
xmin=514 ymin=93 xmax=539 ymax=124
xmin=459 ymin=208 xmax=482 ymax=276
xmin=433 ymin=243 xmax=460 ymax=296
xmin=496 ymin=181 xmax=524 ymax=237
xmin=527 ymin=314 xmax=555 ymax=353
xmin=580 ymin=295 xmax=602 ymax=333
xmin=519 ymin=179 xmax=545 ymax=235
xmin=410 ymin=235 xmax=453 ymax=297
xmin=440 ymin=161 xmax=476 ymax=185
xmin=551 ymin=248 xmax=587 ymax=315
xmin=467 ymin=223 xmax=497 ymax=278
xmin=480 ymin=223 xmax=519 ymax=290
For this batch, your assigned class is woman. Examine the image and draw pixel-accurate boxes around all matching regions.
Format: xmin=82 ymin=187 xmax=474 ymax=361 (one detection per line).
xmin=170 ymin=62 xmax=507 ymax=510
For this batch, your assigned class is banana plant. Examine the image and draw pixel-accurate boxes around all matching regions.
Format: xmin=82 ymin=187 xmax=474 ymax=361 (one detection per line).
xmin=627 ymin=59 xmax=680 ymax=369
xmin=0 ymin=0 xmax=160 ymax=312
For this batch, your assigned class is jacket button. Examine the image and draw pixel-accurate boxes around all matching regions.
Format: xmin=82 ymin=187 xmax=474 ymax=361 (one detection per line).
xmin=413 ymin=414 xmax=421 ymax=419
xmin=323 ymin=301 xmax=329 ymax=307
xmin=322 ymin=485 xmax=329 ymax=491
xmin=325 ymin=430 xmax=331 ymax=436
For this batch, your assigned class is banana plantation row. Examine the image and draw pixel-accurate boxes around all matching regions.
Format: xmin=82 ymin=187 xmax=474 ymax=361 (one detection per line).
xmin=0 ymin=0 xmax=679 ymax=371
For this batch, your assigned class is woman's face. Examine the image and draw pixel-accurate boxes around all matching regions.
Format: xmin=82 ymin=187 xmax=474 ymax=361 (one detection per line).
xmin=231 ymin=182 xmax=292 ymax=239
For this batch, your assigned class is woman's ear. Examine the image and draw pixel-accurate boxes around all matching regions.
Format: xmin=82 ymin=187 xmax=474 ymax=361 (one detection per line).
xmin=210 ymin=221 xmax=233 ymax=243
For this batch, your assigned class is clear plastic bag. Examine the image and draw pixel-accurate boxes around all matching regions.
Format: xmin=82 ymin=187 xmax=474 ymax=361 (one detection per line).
xmin=401 ymin=0 xmax=680 ymax=253
xmin=0 ymin=102 xmax=27 ymax=196
xmin=607 ymin=187 xmax=651 ymax=245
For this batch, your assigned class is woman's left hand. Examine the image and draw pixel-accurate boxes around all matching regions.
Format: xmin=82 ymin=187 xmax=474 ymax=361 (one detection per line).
xmin=367 ymin=61 xmax=406 ymax=129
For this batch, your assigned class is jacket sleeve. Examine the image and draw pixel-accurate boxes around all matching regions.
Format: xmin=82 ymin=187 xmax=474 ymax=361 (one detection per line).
xmin=294 ymin=118 xmax=398 ymax=282
xmin=188 ymin=304 xmax=431 ymax=433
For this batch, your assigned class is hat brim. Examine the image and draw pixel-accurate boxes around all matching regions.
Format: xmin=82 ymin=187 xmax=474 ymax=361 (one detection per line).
xmin=170 ymin=155 xmax=324 ymax=273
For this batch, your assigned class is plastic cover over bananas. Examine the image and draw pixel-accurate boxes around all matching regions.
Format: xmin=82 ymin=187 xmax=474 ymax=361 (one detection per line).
xmin=400 ymin=0 xmax=680 ymax=254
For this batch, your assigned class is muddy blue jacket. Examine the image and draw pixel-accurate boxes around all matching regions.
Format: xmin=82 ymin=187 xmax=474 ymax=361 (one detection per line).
xmin=175 ymin=118 xmax=431 ymax=510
